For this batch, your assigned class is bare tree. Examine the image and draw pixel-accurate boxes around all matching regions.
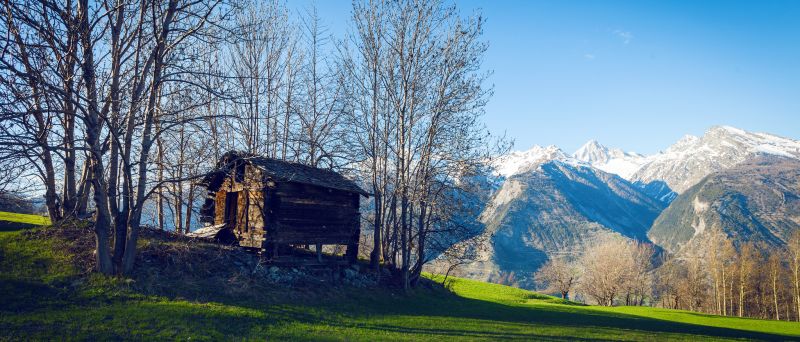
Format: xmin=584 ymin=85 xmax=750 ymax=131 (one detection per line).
xmin=578 ymin=238 xmax=629 ymax=306
xmin=341 ymin=0 xmax=499 ymax=290
xmin=1 ymin=0 xmax=226 ymax=274
xmin=768 ymin=252 xmax=783 ymax=320
xmin=535 ymin=257 xmax=581 ymax=300
xmin=625 ymin=241 xmax=655 ymax=306
xmin=788 ymin=230 xmax=800 ymax=321
xmin=737 ymin=242 xmax=758 ymax=317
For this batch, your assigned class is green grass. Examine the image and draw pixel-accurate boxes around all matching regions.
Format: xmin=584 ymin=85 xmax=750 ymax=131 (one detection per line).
xmin=0 ymin=211 xmax=50 ymax=231
xmin=1 ymin=226 xmax=799 ymax=341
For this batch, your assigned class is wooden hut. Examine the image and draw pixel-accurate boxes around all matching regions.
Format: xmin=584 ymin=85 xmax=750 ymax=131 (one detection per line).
xmin=199 ymin=151 xmax=368 ymax=263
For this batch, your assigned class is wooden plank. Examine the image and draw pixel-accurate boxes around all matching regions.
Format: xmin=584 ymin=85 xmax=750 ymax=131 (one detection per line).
xmin=274 ymin=182 xmax=353 ymax=201
xmin=277 ymin=197 xmax=354 ymax=207
xmin=277 ymin=210 xmax=358 ymax=224
xmin=277 ymin=205 xmax=357 ymax=216
xmin=214 ymin=190 xmax=226 ymax=225
xmin=269 ymin=235 xmax=354 ymax=245
xmin=236 ymin=189 xmax=248 ymax=233
xmin=274 ymin=221 xmax=354 ymax=231
xmin=247 ymin=190 xmax=265 ymax=230
xmin=275 ymin=219 xmax=353 ymax=230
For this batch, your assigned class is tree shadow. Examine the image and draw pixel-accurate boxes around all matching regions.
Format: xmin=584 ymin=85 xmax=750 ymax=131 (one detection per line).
xmin=292 ymin=281 xmax=797 ymax=341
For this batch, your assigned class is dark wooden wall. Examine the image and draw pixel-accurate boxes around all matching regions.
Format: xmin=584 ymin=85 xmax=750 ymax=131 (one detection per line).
xmin=268 ymin=182 xmax=360 ymax=246
xmin=207 ymin=163 xmax=361 ymax=257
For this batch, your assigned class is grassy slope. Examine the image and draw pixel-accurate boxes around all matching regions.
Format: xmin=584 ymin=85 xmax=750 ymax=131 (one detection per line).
xmin=0 ymin=211 xmax=50 ymax=231
xmin=1 ymin=226 xmax=799 ymax=341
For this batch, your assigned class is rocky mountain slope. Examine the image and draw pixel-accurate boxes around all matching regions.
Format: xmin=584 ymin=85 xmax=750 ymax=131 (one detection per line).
xmin=452 ymin=151 xmax=666 ymax=288
xmin=648 ymin=156 xmax=800 ymax=255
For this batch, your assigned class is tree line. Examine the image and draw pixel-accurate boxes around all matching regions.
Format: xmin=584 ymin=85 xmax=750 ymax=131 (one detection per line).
xmin=0 ymin=0 xmax=501 ymax=288
xmin=535 ymin=229 xmax=800 ymax=321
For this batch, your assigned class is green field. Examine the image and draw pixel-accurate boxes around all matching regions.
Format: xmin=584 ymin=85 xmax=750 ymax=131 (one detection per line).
xmin=1 ymin=224 xmax=798 ymax=341
xmin=0 ymin=211 xmax=50 ymax=231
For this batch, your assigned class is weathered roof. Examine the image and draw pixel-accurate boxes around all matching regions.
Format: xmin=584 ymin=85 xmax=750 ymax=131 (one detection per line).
xmin=201 ymin=151 xmax=369 ymax=196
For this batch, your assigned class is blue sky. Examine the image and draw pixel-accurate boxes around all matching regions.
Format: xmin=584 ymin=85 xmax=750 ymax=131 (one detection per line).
xmin=292 ymin=1 xmax=800 ymax=155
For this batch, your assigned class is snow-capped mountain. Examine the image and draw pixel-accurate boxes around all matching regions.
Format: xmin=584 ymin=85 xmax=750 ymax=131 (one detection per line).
xmin=631 ymin=126 xmax=800 ymax=193
xmin=491 ymin=125 xmax=800 ymax=196
xmin=491 ymin=145 xmax=573 ymax=178
xmin=449 ymin=159 xmax=667 ymax=288
xmin=458 ymin=125 xmax=800 ymax=289
xmin=572 ymin=140 xmax=647 ymax=179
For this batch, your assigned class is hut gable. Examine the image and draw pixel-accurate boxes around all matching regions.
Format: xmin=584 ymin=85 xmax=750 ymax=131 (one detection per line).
xmin=198 ymin=151 xmax=366 ymax=263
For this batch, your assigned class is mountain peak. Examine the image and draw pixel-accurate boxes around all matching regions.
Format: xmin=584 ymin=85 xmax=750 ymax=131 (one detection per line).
xmin=492 ymin=145 xmax=571 ymax=177
xmin=573 ymin=140 xmax=610 ymax=164
xmin=707 ymin=125 xmax=748 ymax=136
xmin=571 ymin=140 xmax=647 ymax=179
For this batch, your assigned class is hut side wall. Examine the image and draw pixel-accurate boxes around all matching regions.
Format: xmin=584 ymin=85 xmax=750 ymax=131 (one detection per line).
xmin=270 ymin=182 xmax=360 ymax=246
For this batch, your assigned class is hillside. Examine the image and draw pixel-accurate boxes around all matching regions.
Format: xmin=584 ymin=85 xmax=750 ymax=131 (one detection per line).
xmin=0 ymin=211 xmax=51 ymax=231
xmin=648 ymin=156 xmax=800 ymax=255
xmin=2 ymin=223 xmax=798 ymax=340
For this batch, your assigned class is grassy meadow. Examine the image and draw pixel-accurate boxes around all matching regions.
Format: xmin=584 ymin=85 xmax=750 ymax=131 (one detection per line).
xmin=1 ymin=221 xmax=798 ymax=341
xmin=0 ymin=211 xmax=50 ymax=231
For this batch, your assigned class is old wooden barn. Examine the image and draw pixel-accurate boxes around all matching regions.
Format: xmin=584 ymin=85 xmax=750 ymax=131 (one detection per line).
xmin=199 ymin=151 xmax=368 ymax=263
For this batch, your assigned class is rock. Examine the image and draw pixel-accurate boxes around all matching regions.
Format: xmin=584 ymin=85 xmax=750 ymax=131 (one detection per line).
xmin=269 ymin=266 xmax=280 ymax=274
xmin=343 ymin=268 xmax=358 ymax=279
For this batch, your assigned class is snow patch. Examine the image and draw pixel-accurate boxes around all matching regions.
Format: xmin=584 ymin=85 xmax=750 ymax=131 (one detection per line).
xmin=492 ymin=145 xmax=572 ymax=177
xmin=691 ymin=197 xmax=709 ymax=236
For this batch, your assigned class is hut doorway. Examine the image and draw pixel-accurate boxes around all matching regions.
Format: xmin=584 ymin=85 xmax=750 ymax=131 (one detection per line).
xmin=224 ymin=191 xmax=239 ymax=228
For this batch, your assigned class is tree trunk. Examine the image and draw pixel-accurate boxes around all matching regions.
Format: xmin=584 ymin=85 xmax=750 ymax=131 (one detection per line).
xmin=739 ymin=280 xmax=744 ymax=317
xmin=122 ymin=0 xmax=179 ymax=275
xmin=185 ymin=184 xmax=194 ymax=234
xmin=400 ymin=194 xmax=409 ymax=290
xmin=795 ymin=262 xmax=800 ymax=322
xmin=370 ymin=190 xmax=382 ymax=271
xmin=157 ymin=139 xmax=165 ymax=230
xmin=771 ymin=275 xmax=779 ymax=321
xmin=174 ymin=181 xmax=183 ymax=233
xmin=62 ymin=110 xmax=77 ymax=217
xmin=722 ymin=268 xmax=727 ymax=316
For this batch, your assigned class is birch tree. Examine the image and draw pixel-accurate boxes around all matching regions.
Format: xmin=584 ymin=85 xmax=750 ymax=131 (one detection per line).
xmin=789 ymin=230 xmax=800 ymax=321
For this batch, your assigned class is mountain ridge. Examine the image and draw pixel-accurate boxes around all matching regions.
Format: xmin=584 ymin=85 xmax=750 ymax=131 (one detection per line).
xmin=452 ymin=125 xmax=800 ymax=288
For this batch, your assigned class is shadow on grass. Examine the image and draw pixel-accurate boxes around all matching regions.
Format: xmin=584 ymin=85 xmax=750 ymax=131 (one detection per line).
xmin=144 ymin=276 xmax=792 ymax=341
xmin=0 ymin=222 xmax=39 ymax=232
xmin=0 ymin=278 xmax=69 ymax=312
xmin=2 ymin=274 xmax=794 ymax=341
xmin=278 ymin=279 xmax=795 ymax=341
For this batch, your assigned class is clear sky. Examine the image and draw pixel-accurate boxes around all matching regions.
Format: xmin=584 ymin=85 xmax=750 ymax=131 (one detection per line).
xmin=292 ymin=1 xmax=800 ymax=155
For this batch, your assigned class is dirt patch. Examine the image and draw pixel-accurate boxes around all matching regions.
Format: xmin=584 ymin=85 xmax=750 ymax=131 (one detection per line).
xmin=26 ymin=221 xmax=391 ymax=305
